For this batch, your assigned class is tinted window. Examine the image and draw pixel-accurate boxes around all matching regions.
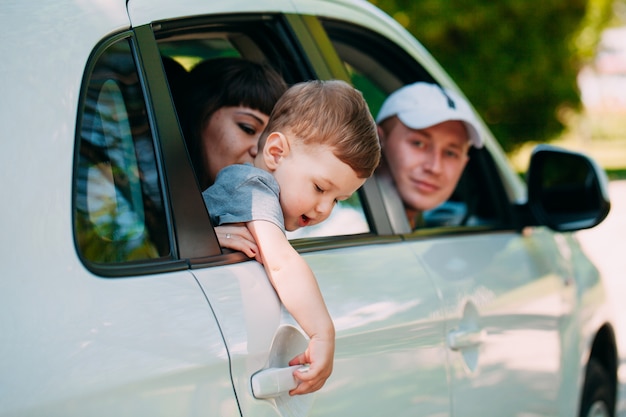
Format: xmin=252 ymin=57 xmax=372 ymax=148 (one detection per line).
xmin=74 ymin=38 xmax=170 ymax=264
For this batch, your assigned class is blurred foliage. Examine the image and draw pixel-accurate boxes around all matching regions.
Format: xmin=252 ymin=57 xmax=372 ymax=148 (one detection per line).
xmin=369 ymin=0 xmax=617 ymax=152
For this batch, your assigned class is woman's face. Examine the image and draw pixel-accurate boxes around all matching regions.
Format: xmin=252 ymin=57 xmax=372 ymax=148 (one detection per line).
xmin=201 ymin=105 xmax=269 ymax=187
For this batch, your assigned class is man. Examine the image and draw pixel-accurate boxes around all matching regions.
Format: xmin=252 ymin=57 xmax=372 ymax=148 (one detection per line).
xmin=375 ymin=82 xmax=484 ymax=229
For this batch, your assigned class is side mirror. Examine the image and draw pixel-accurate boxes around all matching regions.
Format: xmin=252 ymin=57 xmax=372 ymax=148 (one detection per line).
xmin=526 ymin=145 xmax=610 ymax=232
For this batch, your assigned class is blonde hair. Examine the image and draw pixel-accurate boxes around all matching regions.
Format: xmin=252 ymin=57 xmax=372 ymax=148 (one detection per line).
xmin=259 ymin=80 xmax=380 ymax=178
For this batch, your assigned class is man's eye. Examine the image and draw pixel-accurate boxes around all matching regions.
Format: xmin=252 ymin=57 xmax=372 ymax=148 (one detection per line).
xmin=315 ymin=184 xmax=324 ymax=193
xmin=410 ymin=140 xmax=425 ymax=148
xmin=444 ymin=150 xmax=461 ymax=159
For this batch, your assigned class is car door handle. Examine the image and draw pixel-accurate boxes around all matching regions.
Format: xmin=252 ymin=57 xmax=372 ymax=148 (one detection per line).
xmin=447 ymin=328 xmax=486 ymax=350
xmin=251 ymin=365 xmax=308 ymax=399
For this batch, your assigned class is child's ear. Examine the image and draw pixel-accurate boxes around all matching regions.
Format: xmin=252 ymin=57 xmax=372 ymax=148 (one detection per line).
xmin=263 ymin=132 xmax=290 ymax=170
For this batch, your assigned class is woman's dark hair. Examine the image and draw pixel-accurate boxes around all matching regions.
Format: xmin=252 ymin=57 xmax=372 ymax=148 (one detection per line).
xmin=179 ymin=57 xmax=287 ymax=184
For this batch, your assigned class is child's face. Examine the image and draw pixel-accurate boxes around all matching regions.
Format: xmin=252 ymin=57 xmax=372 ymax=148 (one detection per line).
xmin=272 ymin=141 xmax=366 ymax=232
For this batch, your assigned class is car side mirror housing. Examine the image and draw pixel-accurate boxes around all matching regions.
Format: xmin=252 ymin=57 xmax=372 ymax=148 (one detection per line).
xmin=525 ymin=144 xmax=610 ymax=232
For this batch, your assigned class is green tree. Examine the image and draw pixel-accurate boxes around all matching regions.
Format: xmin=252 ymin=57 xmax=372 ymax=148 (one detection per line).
xmin=370 ymin=0 xmax=615 ymax=152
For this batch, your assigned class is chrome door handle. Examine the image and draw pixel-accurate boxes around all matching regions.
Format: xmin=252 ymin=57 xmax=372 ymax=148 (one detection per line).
xmin=251 ymin=365 xmax=308 ymax=399
xmin=447 ymin=328 xmax=486 ymax=350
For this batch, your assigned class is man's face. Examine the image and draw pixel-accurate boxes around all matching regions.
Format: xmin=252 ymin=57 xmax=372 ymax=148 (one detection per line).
xmin=379 ymin=117 xmax=470 ymax=216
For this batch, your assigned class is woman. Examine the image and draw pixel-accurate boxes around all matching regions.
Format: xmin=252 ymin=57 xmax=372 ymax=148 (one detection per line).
xmin=178 ymin=57 xmax=287 ymax=257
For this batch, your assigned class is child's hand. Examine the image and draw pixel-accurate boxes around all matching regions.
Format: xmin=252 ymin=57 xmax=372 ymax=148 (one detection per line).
xmin=287 ymin=334 xmax=335 ymax=395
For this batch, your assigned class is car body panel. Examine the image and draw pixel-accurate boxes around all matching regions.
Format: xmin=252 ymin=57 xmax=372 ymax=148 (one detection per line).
xmin=0 ymin=0 xmax=618 ymax=416
xmin=191 ymin=261 xmax=292 ymax=417
xmin=1 ymin=270 xmax=238 ymax=416
xmin=194 ymin=242 xmax=450 ymax=416
xmin=411 ymin=230 xmax=567 ymax=416
xmin=305 ymin=244 xmax=450 ymax=417
xmin=2 ymin=1 xmax=130 ymax=269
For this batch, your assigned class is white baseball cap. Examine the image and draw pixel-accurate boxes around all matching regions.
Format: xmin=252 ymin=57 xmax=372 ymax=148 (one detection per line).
xmin=376 ymin=82 xmax=483 ymax=148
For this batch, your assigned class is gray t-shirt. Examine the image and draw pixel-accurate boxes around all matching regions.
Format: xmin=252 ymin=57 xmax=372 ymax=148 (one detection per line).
xmin=202 ymin=163 xmax=285 ymax=232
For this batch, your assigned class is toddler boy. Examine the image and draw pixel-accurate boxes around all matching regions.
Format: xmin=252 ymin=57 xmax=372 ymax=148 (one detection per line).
xmin=203 ymin=80 xmax=380 ymax=395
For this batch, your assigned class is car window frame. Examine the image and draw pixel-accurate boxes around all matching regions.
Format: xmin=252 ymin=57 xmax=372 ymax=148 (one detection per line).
xmin=134 ymin=24 xmax=223 ymax=261
xmin=319 ymin=17 xmax=516 ymax=236
xmin=151 ymin=13 xmax=404 ymax=255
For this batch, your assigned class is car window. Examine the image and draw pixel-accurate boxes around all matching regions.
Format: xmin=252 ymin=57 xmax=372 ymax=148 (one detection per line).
xmin=321 ymin=18 xmax=512 ymax=231
xmin=154 ymin=18 xmax=372 ymax=240
xmin=74 ymin=37 xmax=171 ymax=266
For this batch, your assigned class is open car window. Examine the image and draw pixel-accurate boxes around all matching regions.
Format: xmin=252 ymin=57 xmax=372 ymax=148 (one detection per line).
xmin=321 ymin=18 xmax=513 ymax=232
xmin=154 ymin=16 xmax=374 ymax=240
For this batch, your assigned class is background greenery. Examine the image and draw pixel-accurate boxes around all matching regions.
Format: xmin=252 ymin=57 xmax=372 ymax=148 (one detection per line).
xmin=369 ymin=0 xmax=623 ymax=154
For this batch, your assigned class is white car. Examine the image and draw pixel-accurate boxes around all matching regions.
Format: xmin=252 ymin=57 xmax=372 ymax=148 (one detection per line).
xmin=1 ymin=1 xmax=618 ymax=416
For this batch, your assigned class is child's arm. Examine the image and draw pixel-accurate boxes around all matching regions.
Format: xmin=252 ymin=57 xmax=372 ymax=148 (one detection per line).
xmin=247 ymin=219 xmax=335 ymax=396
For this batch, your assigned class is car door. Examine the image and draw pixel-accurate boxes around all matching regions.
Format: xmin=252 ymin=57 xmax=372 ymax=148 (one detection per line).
xmin=129 ymin=4 xmax=452 ymax=416
xmin=192 ymin=242 xmax=450 ymax=417
xmin=411 ymin=233 xmax=570 ymax=417
xmin=316 ymin=13 xmax=572 ymax=417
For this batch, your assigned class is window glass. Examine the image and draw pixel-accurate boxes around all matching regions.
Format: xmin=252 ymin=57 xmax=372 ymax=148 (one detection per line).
xmin=74 ymin=38 xmax=170 ymax=264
